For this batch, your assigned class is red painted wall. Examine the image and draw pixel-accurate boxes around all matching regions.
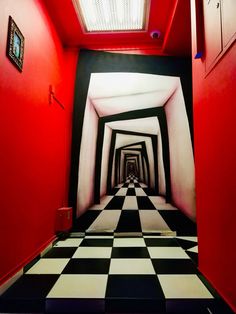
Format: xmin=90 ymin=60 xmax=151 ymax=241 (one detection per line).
xmin=0 ymin=0 xmax=77 ymax=284
xmin=191 ymin=1 xmax=236 ymax=311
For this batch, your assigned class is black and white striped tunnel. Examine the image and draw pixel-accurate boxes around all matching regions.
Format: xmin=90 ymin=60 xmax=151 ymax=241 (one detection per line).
xmin=73 ymin=72 xmax=195 ymax=235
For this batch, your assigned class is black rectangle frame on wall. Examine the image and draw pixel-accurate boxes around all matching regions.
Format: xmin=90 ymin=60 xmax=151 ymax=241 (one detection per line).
xmin=6 ymin=16 xmax=24 ymax=72
xmin=69 ymin=50 xmax=194 ymax=224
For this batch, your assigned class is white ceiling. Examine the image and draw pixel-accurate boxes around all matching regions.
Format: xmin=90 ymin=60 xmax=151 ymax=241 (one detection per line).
xmin=121 ymin=150 xmax=142 ymax=155
xmin=106 ymin=116 xmax=160 ymax=135
xmin=122 ymin=145 xmax=142 ymax=149
xmin=88 ymin=72 xmax=180 ymax=117
xmin=115 ymin=133 xmax=152 ymax=150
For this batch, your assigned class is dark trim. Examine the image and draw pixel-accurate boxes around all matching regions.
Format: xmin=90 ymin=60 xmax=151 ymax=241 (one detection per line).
xmin=120 ymin=151 xmax=142 ymax=182
xmin=96 ymin=109 xmax=164 ymax=201
xmin=156 ymin=113 xmax=171 ymax=201
xmin=94 ymin=120 xmax=105 ymax=203
xmin=118 ymin=142 xmax=147 ymax=184
xmin=105 ymin=128 xmax=155 ymax=197
xmin=123 ymin=154 xmax=140 ymax=180
xmin=115 ymin=142 xmax=145 ymax=185
xmin=70 ymin=50 xmax=192 ymax=220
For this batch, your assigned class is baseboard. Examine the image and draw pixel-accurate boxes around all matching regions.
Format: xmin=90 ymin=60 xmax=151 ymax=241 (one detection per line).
xmin=0 ymin=235 xmax=56 ymax=294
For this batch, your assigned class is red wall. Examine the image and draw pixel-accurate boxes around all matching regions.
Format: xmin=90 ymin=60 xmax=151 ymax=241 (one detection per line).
xmin=0 ymin=0 xmax=77 ymax=284
xmin=191 ymin=2 xmax=236 ymax=311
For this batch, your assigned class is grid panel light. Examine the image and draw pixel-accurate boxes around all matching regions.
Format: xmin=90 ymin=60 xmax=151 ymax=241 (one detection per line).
xmin=76 ymin=0 xmax=147 ymax=32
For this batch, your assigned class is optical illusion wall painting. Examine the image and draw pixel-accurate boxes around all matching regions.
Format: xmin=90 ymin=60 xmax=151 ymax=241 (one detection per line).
xmin=69 ymin=50 xmax=195 ymax=233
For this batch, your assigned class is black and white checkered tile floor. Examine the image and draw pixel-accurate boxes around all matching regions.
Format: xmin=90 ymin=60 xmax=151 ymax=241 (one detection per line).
xmin=72 ymin=176 xmax=197 ymax=237
xmin=0 ymin=177 xmax=233 ymax=313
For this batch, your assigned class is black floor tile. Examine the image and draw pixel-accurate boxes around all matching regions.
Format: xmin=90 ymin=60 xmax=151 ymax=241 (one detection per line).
xmin=72 ymin=210 xmax=102 ymax=231
xmin=205 ymin=299 xmax=235 ymax=314
xmin=166 ymin=299 xmax=215 ymax=314
xmin=0 ymin=274 xmax=59 ymax=299
xmin=80 ymin=238 xmax=113 ymax=247
xmin=106 ymin=274 xmax=165 ymax=299
xmin=134 ymin=183 xmax=141 ymax=187
xmin=158 ymin=210 xmax=197 ymax=236
xmin=106 ymin=298 xmax=165 ymax=313
xmin=46 ymin=298 xmax=105 ymax=313
xmin=186 ymin=251 xmax=198 ymax=265
xmin=143 ymin=188 xmax=157 ymax=196
xmin=106 ymin=275 xmax=165 ymax=313
xmin=111 ymin=247 xmax=150 ymax=258
xmin=116 ymin=211 xmax=141 ymax=232
xmin=105 ymin=196 xmax=125 ymax=209
xmin=62 ymin=258 xmax=110 ymax=274
xmin=151 ymin=259 xmax=198 ymax=274
xmin=126 ymin=188 xmax=136 ymax=196
xmin=122 ymin=183 xmax=129 ymax=187
xmin=136 ymin=196 xmax=156 ymax=209
xmin=0 ymin=274 xmax=59 ymax=312
xmin=109 ymin=188 xmax=120 ymax=195
xmin=145 ymin=238 xmax=179 ymax=247
xmin=176 ymin=238 xmax=197 ymax=250
xmin=43 ymin=247 xmax=77 ymax=258
xmin=85 ymin=231 xmax=114 ymax=237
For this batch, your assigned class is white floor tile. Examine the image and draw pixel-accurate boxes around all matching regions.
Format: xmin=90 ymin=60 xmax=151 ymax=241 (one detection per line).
xmin=87 ymin=210 xmax=121 ymax=232
xmin=54 ymin=238 xmax=83 ymax=247
xmin=135 ymin=188 xmax=147 ymax=196
xmin=26 ymin=259 xmax=69 ymax=274
xmin=84 ymin=235 xmax=114 ymax=239
xmin=100 ymin=195 xmax=113 ymax=204
xmin=113 ymin=238 xmax=146 ymax=247
xmin=116 ymin=188 xmax=128 ymax=196
xmin=139 ymin=210 xmax=171 ymax=232
xmin=89 ymin=203 xmax=106 ymax=210
xmin=148 ymin=196 xmax=166 ymax=207
xmin=139 ymin=183 xmax=148 ymax=188
xmin=72 ymin=247 xmax=112 ymax=258
xmin=109 ymin=259 xmax=155 ymax=274
xmin=158 ymin=275 xmax=213 ymax=299
xmin=122 ymin=196 xmax=138 ymax=209
xmin=148 ymin=247 xmax=190 ymax=259
xmin=176 ymin=236 xmax=198 ymax=242
xmin=187 ymin=245 xmax=198 ymax=253
xmin=47 ymin=274 xmax=108 ymax=298
xmin=155 ymin=203 xmax=178 ymax=210
xmin=115 ymin=184 xmax=123 ymax=188
xmin=128 ymin=183 xmax=135 ymax=188
xmin=90 ymin=196 xmax=113 ymax=209
xmin=143 ymin=235 xmax=174 ymax=238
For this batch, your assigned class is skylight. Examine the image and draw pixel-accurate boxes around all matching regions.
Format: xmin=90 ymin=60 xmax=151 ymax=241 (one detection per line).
xmin=74 ymin=0 xmax=148 ymax=32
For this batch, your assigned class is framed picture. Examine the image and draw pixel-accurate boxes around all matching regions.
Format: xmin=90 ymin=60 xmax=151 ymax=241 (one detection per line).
xmin=6 ymin=16 xmax=24 ymax=71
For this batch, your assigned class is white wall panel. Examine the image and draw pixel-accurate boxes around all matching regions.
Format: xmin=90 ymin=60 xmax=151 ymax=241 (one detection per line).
xmin=76 ymin=98 xmax=99 ymax=217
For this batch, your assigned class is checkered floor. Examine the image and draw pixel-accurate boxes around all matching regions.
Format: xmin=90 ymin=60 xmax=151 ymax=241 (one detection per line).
xmin=0 ymin=177 xmax=233 ymax=313
xmin=0 ymin=235 xmax=233 ymax=313
xmin=72 ymin=176 xmax=197 ymax=236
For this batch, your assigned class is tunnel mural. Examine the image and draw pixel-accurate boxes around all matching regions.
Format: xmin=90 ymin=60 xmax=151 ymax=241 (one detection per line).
xmin=69 ymin=50 xmax=195 ymax=233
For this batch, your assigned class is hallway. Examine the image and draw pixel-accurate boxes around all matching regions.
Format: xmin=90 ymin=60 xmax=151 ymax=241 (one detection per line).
xmin=73 ymin=175 xmax=197 ymax=237
xmin=0 ymin=176 xmax=233 ymax=313
xmin=1 ymin=1 xmax=236 ymax=312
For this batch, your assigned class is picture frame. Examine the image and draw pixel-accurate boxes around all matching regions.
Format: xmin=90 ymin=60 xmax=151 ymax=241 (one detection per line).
xmin=6 ymin=16 xmax=24 ymax=72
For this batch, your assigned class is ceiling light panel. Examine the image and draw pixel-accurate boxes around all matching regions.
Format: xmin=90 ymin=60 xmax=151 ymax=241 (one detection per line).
xmin=76 ymin=0 xmax=147 ymax=32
